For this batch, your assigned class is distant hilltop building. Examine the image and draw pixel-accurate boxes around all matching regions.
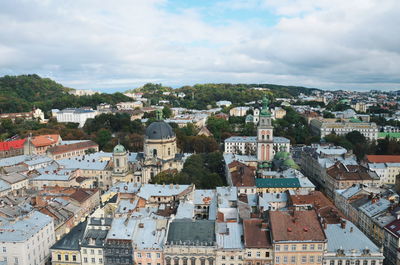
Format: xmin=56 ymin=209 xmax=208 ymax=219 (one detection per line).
xmin=0 ymin=107 xmax=45 ymax=122
xmin=53 ymin=108 xmax=97 ymax=127
xmin=310 ymin=118 xmax=379 ymax=140
xmin=68 ymin=89 xmax=98 ymax=96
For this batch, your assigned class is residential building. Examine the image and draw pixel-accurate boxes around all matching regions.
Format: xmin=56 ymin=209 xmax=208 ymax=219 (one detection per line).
xmin=243 ymin=219 xmax=273 ymax=265
xmin=116 ymin=101 xmax=143 ymax=110
xmin=384 ymin=218 xmax=400 ymax=265
xmin=310 ymin=119 xmax=378 ymax=140
xmin=366 ymin=155 xmax=400 ymax=184
xmin=324 ymin=221 xmax=384 ymax=265
xmin=216 ymin=222 xmax=245 ymax=265
xmin=229 ymin=106 xmax=250 ymax=117
xmin=0 ymin=108 xmax=44 ymax=122
xmin=224 ymin=136 xmax=290 ymax=156
xmin=269 ymin=210 xmax=327 ymax=265
xmin=0 ymin=210 xmax=56 ymax=265
xmin=24 ymin=134 xmax=62 ymax=155
xmin=46 ymin=140 xmax=99 ymax=160
xmin=164 ymin=219 xmax=216 ymax=265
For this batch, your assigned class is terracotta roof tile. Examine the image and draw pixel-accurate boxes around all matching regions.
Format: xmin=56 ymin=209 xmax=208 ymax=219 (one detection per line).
xmin=326 ymin=162 xmax=374 ymax=181
xmin=243 ymin=219 xmax=272 ymax=248
xmin=366 ymin=155 xmax=400 ymax=163
xmin=269 ymin=210 xmax=326 ymax=242
xmin=47 ymin=140 xmax=98 ymax=155
xmin=30 ymin=134 xmax=60 ymax=147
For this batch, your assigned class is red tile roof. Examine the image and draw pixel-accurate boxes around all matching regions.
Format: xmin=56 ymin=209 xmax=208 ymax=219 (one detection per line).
xmin=326 ymin=162 xmax=374 ymax=181
xmin=0 ymin=139 xmax=26 ymax=151
xmin=243 ymin=219 xmax=272 ymax=248
xmin=229 ymin=161 xmax=256 ymax=187
xmin=290 ymin=191 xmax=345 ymax=224
xmin=366 ymin=155 xmax=400 ymax=163
xmin=30 ymin=134 xmax=60 ymax=147
xmin=269 ymin=210 xmax=326 ymax=242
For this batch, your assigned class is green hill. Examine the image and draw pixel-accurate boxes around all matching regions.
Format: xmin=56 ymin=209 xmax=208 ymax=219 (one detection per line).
xmin=0 ymin=74 xmax=131 ymax=114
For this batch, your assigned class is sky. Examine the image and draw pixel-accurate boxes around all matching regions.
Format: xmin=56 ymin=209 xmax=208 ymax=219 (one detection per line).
xmin=0 ymin=0 xmax=399 ymax=92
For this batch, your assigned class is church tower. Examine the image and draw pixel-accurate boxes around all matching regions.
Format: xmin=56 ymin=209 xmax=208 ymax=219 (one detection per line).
xmin=257 ymin=96 xmax=274 ymax=162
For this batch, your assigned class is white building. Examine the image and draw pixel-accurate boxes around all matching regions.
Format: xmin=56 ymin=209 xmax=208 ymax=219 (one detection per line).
xmin=229 ymin=107 xmax=250 ymax=117
xmin=0 ymin=211 xmax=55 ymax=265
xmin=55 ymin=108 xmax=97 ymax=127
xmin=216 ymin=100 xmax=232 ymax=107
xmin=224 ymin=136 xmax=290 ymax=156
xmin=310 ymin=119 xmax=379 ymax=140
xmin=69 ymin=89 xmax=98 ymax=96
xmin=116 ymin=101 xmax=143 ymax=110
xmin=368 ymin=162 xmax=400 ymax=184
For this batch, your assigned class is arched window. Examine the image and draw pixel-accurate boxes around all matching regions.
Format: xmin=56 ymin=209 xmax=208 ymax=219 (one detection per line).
xmin=116 ymin=158 xmax=120 ymax=167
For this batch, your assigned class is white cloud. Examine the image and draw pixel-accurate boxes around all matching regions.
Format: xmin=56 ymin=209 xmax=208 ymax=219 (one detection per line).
xmin=0 ymin=0 xmax=399 ymax=91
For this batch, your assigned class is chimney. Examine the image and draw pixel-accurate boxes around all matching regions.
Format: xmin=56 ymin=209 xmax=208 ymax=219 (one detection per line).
xmin=340 ymin=220 xmax=346 ymax=229
xmin=350 ymin=226 xmax=353 ymax=233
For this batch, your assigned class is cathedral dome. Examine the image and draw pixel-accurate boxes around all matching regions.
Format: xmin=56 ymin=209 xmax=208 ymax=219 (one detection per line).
xmin=145 ymin=121 xmax=175 ymax=140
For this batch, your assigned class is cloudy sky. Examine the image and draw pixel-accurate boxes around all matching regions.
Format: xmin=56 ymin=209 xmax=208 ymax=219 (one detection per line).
xmin=0 ymin=0 xmax=399 ymax=91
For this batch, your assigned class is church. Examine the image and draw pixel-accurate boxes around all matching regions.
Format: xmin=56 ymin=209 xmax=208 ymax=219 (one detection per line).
xmin=111 ymin=110 xmax=188 ymax=185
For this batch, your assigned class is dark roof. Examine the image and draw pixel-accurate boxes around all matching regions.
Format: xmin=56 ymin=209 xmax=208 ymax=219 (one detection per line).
xmin=145 ymin=121 xmax=175 ymax=140
xmin=229 ymin=161 xmax=256 ymax=187
xmin=81 ymin=229 xmax=109 ymax=247
xmin=385 ymin=219 xmax=400 ymax=238
xmin=167 ymin=220 xmax=215 ymax=245
xmin=269 ymin=210 xmax=326 ymax=242
xmin=47 ymin=140 xmax=98 ymax=155
xmin=326 ymin=162 xmax=375 ymax=181
xmin=243 ymin=219 xmax=272 ymax=248
xmin=51 ymin=221 xmax=86 ymax=250
xmin=256 ymin=178 xmax=300 ymax=188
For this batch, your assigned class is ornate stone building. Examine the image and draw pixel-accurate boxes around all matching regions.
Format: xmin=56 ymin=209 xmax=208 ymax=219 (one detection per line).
xmin=257 ymin=97 xmax=274 ymax=162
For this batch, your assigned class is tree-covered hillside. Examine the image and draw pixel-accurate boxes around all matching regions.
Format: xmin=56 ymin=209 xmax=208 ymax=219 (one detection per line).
xmin=0 ymin=74 xmax=132 ymax=114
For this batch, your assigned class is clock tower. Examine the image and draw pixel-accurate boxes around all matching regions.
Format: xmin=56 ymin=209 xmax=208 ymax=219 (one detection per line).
xmin=257 ymin=96 xmax=274 ymax=162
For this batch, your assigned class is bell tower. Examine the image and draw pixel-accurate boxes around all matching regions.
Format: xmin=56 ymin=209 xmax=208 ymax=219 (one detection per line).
xmin=257 ymin=96 xmax=274 ymax=162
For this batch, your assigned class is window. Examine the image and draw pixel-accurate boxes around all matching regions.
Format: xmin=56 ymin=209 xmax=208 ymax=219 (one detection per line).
xmin=65 ymin=255 xmax=69 ymax=261
xmin=138 ymin=253 xmax=142 ymax=258
xmin=14 ymin=257 xmax=18 ymax=264
xmin=309 ymin=256 xmax=314 ymax=263
xmin=371 ymin=261 xmax=376 ymax=265
xmin=355 ymin=261 xmax=360 ymax=265
xmin=58 ymin=254 xmax=61 ymax=261
xmin=310 ymin=244 xmax=315 ymax=250
xmin=317 ymin=256 xmax=322 ymax=263
xmin=284 ymin=245 xmax=289 ymax=251
xmin=291 ymin=245 xmax=297 ymax=251
xmin=284 ymin=256 xmax=288 ymax=264
xmin=99 ymin=258 xmax=103 ymax=263
xmin=147 ymin=253 xmax=151 ymax=258
xmin=73 ymin=255 xmax=77 ymax=261
xmin=318 ymin=244 xmax=323 ymax=250
xmin=2 ymin=247 xmax=5 ymax=253
xmin=256 ymin=252 xmax=260 ymax=257
xmin=276 ymin=257 xmax=280 ymax=264
xmin=222 ymin=256 xmax=226 ymax=260
xmin=265 ymin=252 xmax=270 ymax=258
xmin=83 ymin=249 xmax=87 ymax=254
xmin=330 ymin=261 xmax=335 ymax=265
xmin=157 ymin=253 xmax=161 ymax=258
xmin=302 ymin=256 xmax=307 ymax=263
xmin=291 ymin=256 xmax=296 ymax=263
xmin=92 ymin=258 xmax=95 ymax=263
xmin=276 ymin=245 xmax=281 ymax=251
xmin=338 ymin=261 xmax=343 ymax=265
xmin=98 ymin=249 xmax=102 ymax=254
xmin=84 ymin=257 xmax=88 ymax=263
xmin=247 ymin=252 xmax=251 ymax=257
xmin=302 ymin=244 xmax=307 ymax=250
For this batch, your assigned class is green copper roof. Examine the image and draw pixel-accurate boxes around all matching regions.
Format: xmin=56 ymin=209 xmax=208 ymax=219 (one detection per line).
xmin=260 ymin=96 xmax=271 ymax=117
xmin=349 ymin=118 xmax=362 ymax=123
xmin=378 ymin=132 xmax=400 ymax=139
xmin=274 ymin=151 xmax=290 ymax=160
xmin=283 ymin=158 xmax=300 ymax=169
xmin=255 ymin=178 xmax=300 ymax=188
xmin=113 ymin=144 xmax=126 ymax=153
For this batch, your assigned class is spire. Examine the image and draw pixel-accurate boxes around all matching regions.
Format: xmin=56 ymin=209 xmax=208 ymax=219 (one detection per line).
xmin=156 ymin=109 xmax=164 ymax=121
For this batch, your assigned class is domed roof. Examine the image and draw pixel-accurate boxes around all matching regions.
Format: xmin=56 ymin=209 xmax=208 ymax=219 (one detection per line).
xmin=113 ymin=144 xmax=126 ymax=153
xmin=145 ymin=121 xmax=175 ymax=140
xmin=274 ymin=151 xmax=290 ymax=160
xmin=283 ymin=158 xmax=300 ymax=169
xmin=260 ymin=96 xmax=271 ymax=117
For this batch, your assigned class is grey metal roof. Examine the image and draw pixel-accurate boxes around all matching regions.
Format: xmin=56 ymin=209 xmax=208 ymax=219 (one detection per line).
xmin=167 ymin=219 xmax=216 ymax=245
xmin=145 ymin=121 xmax=175 ymax=140
xmin=51 ymin=221 xmax=86 ymax=250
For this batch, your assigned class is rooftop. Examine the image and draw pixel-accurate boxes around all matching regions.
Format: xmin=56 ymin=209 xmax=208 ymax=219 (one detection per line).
xmin=243 ymin=219 xmax=272 ymax=248
xmin=166 ymin=219 xmax=215 ymax=246
xmin=366 ymin=155 xmax=400 ymax=163
xmin=0 ymin=139 xmax=26 ymax=151
xmin=255 ymin=178 xmax=301 ymax=189
xmin=269 ymin=210 xmax=326 ymax=242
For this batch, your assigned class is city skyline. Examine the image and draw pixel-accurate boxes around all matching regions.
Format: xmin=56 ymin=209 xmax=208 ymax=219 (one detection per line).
xmin=0 ymin=0 xmax=399 ymax=91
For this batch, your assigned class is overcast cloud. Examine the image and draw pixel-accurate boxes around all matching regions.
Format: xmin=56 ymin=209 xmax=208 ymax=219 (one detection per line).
xmin=0 ymin=0 xmax=399 ymax=91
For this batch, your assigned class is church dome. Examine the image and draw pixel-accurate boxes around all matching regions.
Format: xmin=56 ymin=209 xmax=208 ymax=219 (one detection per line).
xmin=113 ymin=144 xmax=126 ymax=153
xmin=145 ymin=121 xmax=175 ymax=140
xmin=274 ymin=151 xmax=290 ymax=160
